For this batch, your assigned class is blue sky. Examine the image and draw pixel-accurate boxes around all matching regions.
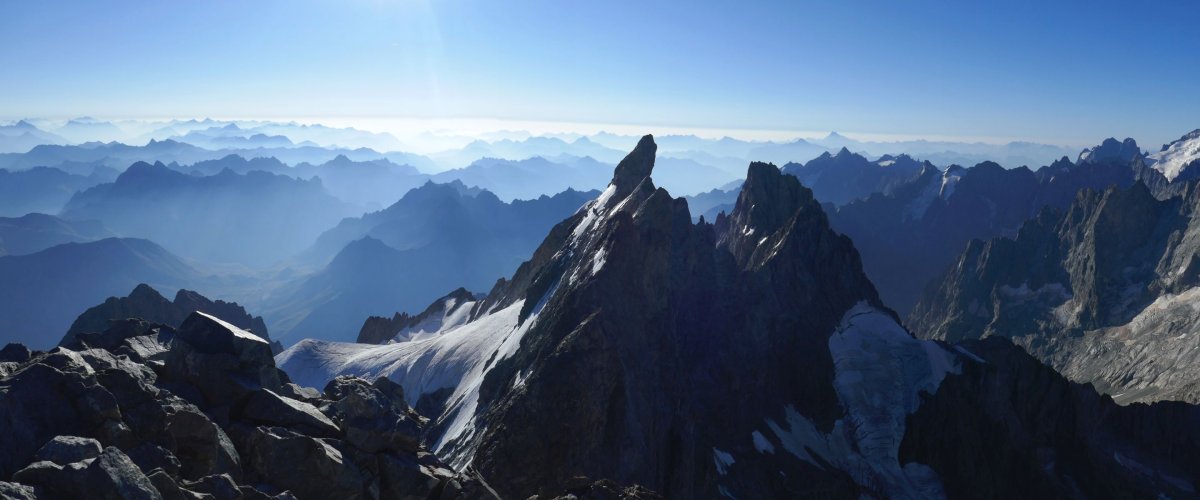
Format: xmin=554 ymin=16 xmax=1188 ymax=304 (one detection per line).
xmin=1 ymin=0 xmax=1198 ymax=146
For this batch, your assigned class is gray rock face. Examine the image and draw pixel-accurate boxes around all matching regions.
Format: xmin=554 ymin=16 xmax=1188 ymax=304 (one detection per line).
xmin=0 ymin=481 xmax=39 ymax=500
xmin=86 ymin=446 xmax=163 ymax=500
xmin=232 ymin=425 xmax=366 ymax=499
xmin=911 ymin=180 xmax=1200 ymax=404
xmin=238 ymin=388 xmax=340 ymax=438
xmin=33 ymin=435 xmax=102 ymax=465
xmin=611 ymin=135 xmax=657 ymax=193
xmin=0 ymin=314 xmax=482 ymax=498
xmin=163 ymin=311 xmax=283 ymax=406
xmin=321 ymin=376 xmax=423 ymax=454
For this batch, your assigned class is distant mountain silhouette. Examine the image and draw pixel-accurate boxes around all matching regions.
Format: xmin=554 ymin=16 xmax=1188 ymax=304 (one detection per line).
xmin=0 ymin=166 xmax=113 ymax=216
xmin=291 ymin=155 xmax=428 ymax=209
xmin=431 ymin=156 xmax=610 ymax=200
xmin=808 ymin=132 xmax=1076 ymax=168
xmin=0 ymin=139 xmax=427 ymax=174
xmin=430 ymin=136 xmax=626 ymax=168
xmin=61 ymin=161 xmax=356 ymax=267
xmin=0 ymin=237 xmax=200 ymax=348
xmin=782 ymin=149 xmax=927 ymax=206
xmin=0 ymin=120 xmax=68 ymax=153
xmin=0 ymin=213 xmax=112 ymax=256
xmin=54 ymin=117 xmax=126 ymax=143
xmin=746 ymin=138 xmax=831 ymax=165
xmin=173 ymin=124 xmax=297 ymax=149
xmin=266 ymin=182 xmax=596 ymax=342
xmin=179 ymin=154 xmax=430 ymax=209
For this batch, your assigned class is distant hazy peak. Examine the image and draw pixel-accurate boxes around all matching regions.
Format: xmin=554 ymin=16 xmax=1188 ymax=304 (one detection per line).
xmin=1077 ymin=137 xmax=1141 ymax=165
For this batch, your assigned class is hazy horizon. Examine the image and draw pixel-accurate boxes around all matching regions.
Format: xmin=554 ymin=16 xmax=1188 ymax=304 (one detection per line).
xmin=4 ymin=0 xmax=1198 ymax=149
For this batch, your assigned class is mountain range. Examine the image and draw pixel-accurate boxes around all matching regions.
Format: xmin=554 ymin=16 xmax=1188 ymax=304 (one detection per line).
xmin=62 ymin=161 xmax=357 ymax=268
xmin=6 ymin=118 xmax=1200 ymax=497
xmin=827 ymin=138 xmax=1171 ymax=315
xmin=278 ymin=136 xmax=1200 ymax=498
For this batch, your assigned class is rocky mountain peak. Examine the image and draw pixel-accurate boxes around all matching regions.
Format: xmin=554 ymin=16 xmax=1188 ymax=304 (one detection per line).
xmin=1078 ymin=137 xmax=1142 ymax=165
xmin=717 ymin=162 xmax=817 ymax=264
xmin=611 ymin=134 xmax=656 ymax=193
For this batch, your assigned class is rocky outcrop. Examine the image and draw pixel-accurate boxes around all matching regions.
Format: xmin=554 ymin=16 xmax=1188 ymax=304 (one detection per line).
xmin=63 ymin=283 xmax=280 ymax=353
xmin=910 ymin=180 xmax=1200 ymax=404
xmin=0 ymin=312 xmax=483 ymax=498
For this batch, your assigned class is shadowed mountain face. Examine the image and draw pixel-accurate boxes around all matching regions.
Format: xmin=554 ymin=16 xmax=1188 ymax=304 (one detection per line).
xmin=0 ymin=238 xmax=200 ymax=348
xmin=828 ymin=140 xmax=1172 ymax=315
xmin=61 ymin=161 xmax=356 ymax=268
xmin=910 ymin=180 xmax=1200 ymax=404
xmin=265 ymin=182 xmax=597 ymax=343
xmin=278 ymin=135 xmax=1200 ymax=498
xmin=0 ymin=213 xmax=113 ymax=257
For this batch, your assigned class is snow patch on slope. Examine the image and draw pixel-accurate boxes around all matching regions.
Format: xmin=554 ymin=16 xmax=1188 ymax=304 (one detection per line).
xmin=276 ymin=296 xmax=545 ymax=467
xmin=1147 ymin=130 xmax=1200 ymax=181
xmin=904 ymin=174 xmax=942 ymax=221
xmin=762 ymin=302 xmax=958 ymax=499
xmin=394 ymin=297 xmax=478 ymax=343
xmin=939 ymin=168 xmax=963 ymax=200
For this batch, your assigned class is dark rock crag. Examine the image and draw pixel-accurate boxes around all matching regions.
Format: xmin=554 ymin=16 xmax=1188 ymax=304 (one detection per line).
xmin=0 ymin=312 xmax=484 ymax=499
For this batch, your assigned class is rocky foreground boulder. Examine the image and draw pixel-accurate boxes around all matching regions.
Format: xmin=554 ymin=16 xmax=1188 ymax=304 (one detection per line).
xmin=0 ymin=311 xmax=484 ymax=499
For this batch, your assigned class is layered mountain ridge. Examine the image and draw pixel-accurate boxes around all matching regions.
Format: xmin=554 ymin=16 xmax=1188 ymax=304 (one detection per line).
xmin=911 ymin=178 xmax=1200 ymax=404
xmin=829 ymin=138 xmax=1175 ymax=314
xmin=278 ymin=135 xmax=1200 ymax=498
